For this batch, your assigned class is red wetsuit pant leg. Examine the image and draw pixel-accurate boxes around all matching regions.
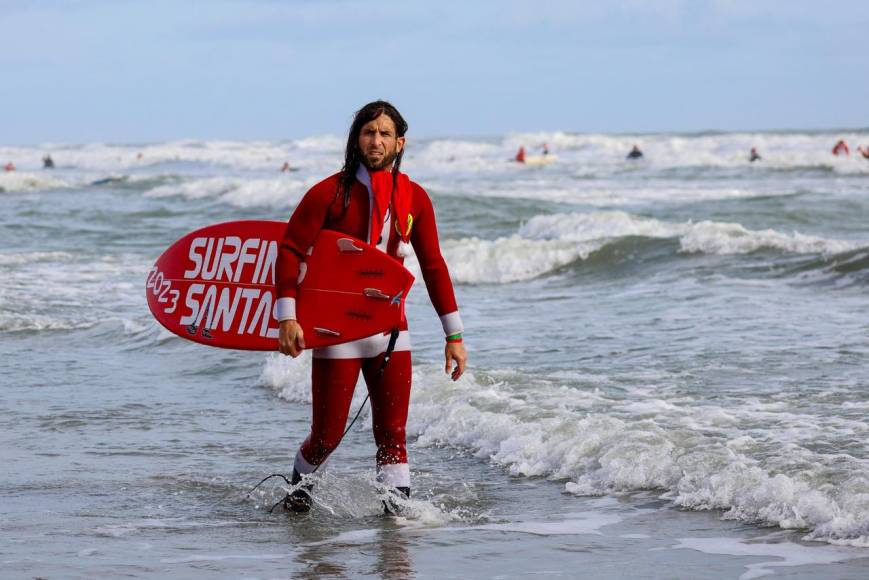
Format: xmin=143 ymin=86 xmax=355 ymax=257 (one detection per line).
xmin=362 ymin=351 xmax=412 ymax=466
xmin=297 ymin=351 xmax=412 ymax=470
xmin=299 ymin=358 xmax=362 ymax=466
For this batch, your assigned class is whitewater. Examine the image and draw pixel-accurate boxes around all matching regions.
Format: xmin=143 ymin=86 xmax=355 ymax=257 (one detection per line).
xmin=2 ymin=129 xmax=869 ymax=578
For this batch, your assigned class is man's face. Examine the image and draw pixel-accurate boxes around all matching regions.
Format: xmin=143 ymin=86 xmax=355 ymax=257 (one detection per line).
xmin=358 ymin=114 xmax=405 ymax=171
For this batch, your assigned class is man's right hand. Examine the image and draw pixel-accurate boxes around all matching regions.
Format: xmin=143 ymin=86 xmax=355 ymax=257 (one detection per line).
xmin=279 ymin=320 xmax=305 ymax=357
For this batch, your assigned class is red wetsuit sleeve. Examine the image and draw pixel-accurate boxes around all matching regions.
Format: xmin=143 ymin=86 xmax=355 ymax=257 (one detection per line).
xmin=409 ymin=185 xmax=459 ymax=317
xmin=275 ymin=180 xmax=335 ymax=299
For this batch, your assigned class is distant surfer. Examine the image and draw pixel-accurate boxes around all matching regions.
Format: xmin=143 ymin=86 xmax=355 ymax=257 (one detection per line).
xmin=42 ymin=154 xmax=55 ymax=169
xmin=275 ymin=100 xmax=467 ymax=513
xmin=858 ymin=146 xmax=869 ymax=160
xmin=749 ymin=147 xmax=761 ymax=163
xmin=4 ymin=162 xmax=15 ymax=172
xmin=626 ymin=145 xmax=643 ymax=160
xmin=832 ymin=140 xmax=849 ymax=156
xmin=91 ymin=176 xmax=129 ymax=186
xmin=280 ymin=161 xmax=298 ymax=172
xmin=542 ymin=143 xmax=550 ymax=156
xmin=515 ymin=146 xmax=526 ymax=163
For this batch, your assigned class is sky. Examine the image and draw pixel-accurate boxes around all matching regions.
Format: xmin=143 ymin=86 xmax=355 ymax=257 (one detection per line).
xmin=1 ymin=0 xmax=867 ymax=144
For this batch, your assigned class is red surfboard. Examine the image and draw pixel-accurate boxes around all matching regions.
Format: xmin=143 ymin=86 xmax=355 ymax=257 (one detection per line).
xmin=146 ymin=221 xmax=414 ymax=350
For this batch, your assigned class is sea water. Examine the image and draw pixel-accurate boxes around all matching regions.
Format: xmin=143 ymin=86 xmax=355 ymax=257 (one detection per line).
xmin=2 ymin=130 xmax=869 ymax=578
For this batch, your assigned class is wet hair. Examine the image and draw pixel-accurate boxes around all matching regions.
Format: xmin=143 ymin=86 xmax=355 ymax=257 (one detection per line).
xmin=337 ymin=100 xmax=408 ymax=211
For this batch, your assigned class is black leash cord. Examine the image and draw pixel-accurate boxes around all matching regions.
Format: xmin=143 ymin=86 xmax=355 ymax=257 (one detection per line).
xmin=248 ymin=328 xmax=401 ymax=509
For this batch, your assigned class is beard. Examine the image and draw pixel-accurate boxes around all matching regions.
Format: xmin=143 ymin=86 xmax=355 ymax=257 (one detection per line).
xmin=360 ymin=146 xmax=400 ymax=171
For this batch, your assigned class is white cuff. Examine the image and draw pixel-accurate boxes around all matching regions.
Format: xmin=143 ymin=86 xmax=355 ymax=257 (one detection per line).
xmin=276 ymin=297 xmax=296 ymax=321
xmin=440 ymin=311 xmax=463 ymax=336
xmin=294 ymin=449 xmax=320 ymax=475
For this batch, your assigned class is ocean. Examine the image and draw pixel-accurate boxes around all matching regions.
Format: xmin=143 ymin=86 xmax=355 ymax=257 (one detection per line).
xmin=2 ymin=130 xmax=869 ymax=578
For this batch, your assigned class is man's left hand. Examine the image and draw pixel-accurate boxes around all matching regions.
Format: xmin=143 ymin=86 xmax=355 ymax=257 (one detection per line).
xmin=445 ymin=342 xmax=467 ymax=381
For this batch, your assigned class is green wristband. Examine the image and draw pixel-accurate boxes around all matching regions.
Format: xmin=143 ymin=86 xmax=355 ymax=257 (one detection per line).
xmin=446 ymin=332 xmax=463 ymax=341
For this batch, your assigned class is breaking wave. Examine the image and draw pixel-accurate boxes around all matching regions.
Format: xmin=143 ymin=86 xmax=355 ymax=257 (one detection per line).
xmin=425 ymin=211 xmax=862 ymax=284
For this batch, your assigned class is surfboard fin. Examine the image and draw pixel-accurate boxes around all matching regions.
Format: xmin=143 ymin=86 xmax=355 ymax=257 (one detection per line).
xmin=363 ymin=288 xmax=390 ymax=300
xmin=314 ymin=327 xmax=341 ymax=337
xmin=337 ymin=238 xmax=363 ymax=253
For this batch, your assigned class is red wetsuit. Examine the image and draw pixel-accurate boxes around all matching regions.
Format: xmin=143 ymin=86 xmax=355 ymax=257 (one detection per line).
xmin=275 ymin=166 xmax=463 ymax=487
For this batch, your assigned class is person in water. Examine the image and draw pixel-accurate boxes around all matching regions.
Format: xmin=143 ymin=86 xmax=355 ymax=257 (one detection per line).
xmin=857 ymin=146 xmax=869 ymax=160
xmin=626 ymin=145 xmax=643 ymax=160
xmin=42 ymin=154 xmax=55 ymax=169
xmin=275 ymin=100 xmax=467 ymax=513
xmin=832 ymin=140 xmax=850 ymax=156
xmin=542 ymin=143 xmax=550 ymax=156
xmin=4 ymin=162 xmax=15 ymax=172
xmin=515 ymin=146 xmax=526 ymax=163
xmin=749 ymin=147 xmax=761 ymax=163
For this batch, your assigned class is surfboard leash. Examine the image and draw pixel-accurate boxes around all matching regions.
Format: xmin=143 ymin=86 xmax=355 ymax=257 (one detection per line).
xmin=248 ymin=327 xmax=401 ymax=512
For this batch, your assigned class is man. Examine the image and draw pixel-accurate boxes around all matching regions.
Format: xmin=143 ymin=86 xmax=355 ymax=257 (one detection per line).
xmin=626 ymin=145 xmax=643 ymax=160
xmin=749 ymin=147 xmax=761 ymax=163
xmin=832 ymin=140 xmax=849 ymax=156
xmin=275 ymin=101 xmax=467 ymax=513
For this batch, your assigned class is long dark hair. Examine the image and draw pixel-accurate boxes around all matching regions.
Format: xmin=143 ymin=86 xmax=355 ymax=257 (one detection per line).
xmin=337 ymin=100 xmax=408 ymax=211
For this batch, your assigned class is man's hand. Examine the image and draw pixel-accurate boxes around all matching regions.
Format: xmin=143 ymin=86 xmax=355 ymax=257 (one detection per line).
xmin=444 ymin=341 xmax=467 ymax=381
xmin=279 ymin=320 xmax=305 ymax=357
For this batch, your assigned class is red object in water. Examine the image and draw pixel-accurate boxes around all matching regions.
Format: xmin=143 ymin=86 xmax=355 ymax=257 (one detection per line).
xmin=832 ymin=140 xmax=850 ymax=156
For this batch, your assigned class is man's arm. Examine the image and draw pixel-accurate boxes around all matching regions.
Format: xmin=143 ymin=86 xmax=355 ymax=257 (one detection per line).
xmin=410 ymin=185 xmax=467 ymax=380
xmin=275 ymin=180 xmax=333 ymax=357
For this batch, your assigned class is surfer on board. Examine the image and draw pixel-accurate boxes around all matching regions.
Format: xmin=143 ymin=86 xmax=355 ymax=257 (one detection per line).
xmin=275 ymin=100 xmax=467 ymax=513
xmin=832 ymin=140 xmax=850 ymax=156
xmin=749 ymin=147 xmax=761 ymax=163
xmin=626 ymin=145 xmax=643 ymax=160
xmin=515 ymin=146 xmax=526 ymax=163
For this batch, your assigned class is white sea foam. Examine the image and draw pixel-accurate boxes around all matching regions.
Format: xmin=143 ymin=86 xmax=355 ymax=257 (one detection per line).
xmin=429 ymin=211 xmax=860 ymax=284
xmin=0 ymin=171 xmax=72 ymax=192
xmin=400 ymin=364 xmax=869 ymax=547
xmin=259 ymin=352 xmax=314 ymax=404
xmin=674 ymin=537 xmax=862 ymax=579
xmin=144 ymin=176 xmax=311 ymax=208
xmin=470 ymin=512 xmax=623 ymax=536
xmin=259 ymin=352 xmax=369 ymax=411
xmin=679 ymin=221 xmax=858 ymax=255
xmin=1 ymin=138 xmax=340 ymax=172
xmin=437 ymin=236 xmax=603 ymax=284
xmin=0 ymin=251 xmax=149 ymax=332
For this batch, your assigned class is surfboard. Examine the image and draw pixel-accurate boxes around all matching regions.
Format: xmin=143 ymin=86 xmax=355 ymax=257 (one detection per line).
xmin=523 ymin=155 xmax=556 ymax=166
xmin=146 ymin=221 xmax=414 ymax=350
